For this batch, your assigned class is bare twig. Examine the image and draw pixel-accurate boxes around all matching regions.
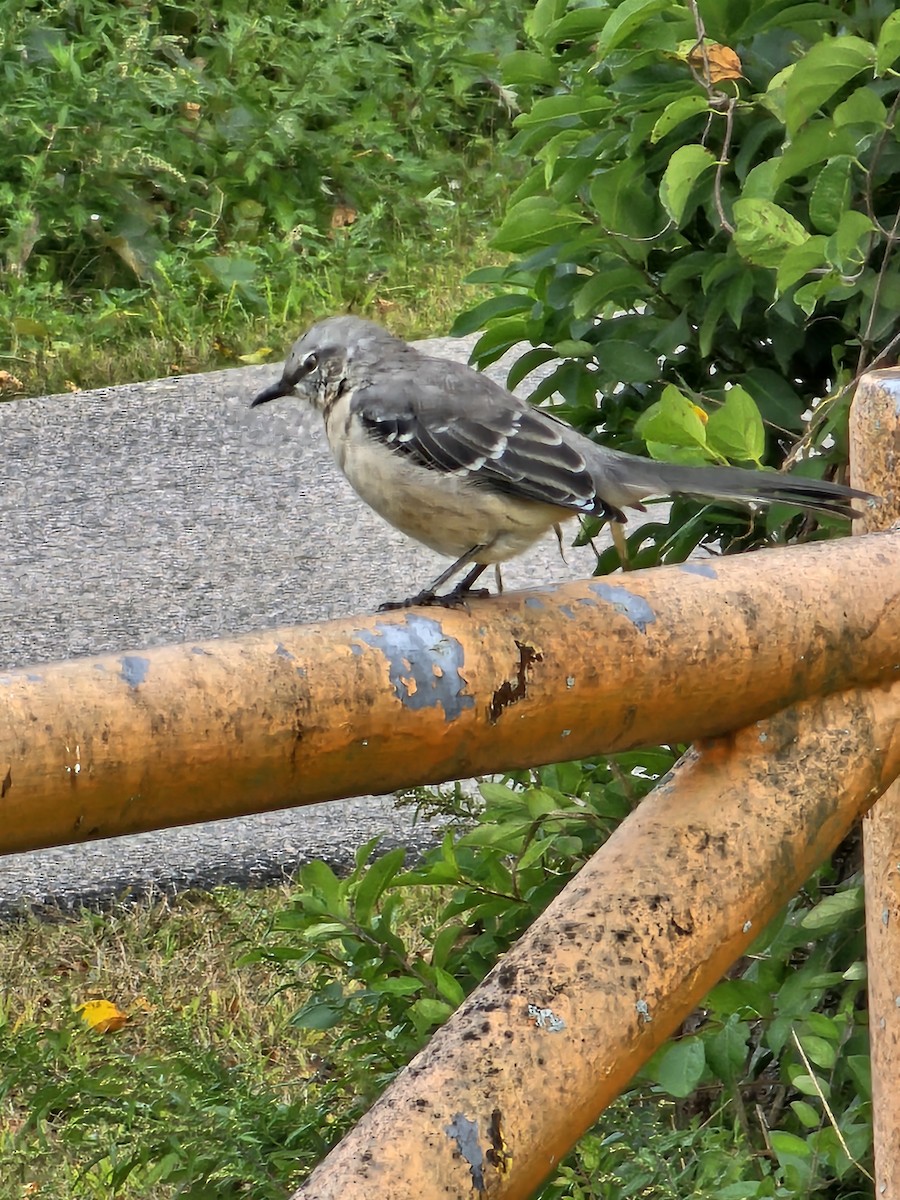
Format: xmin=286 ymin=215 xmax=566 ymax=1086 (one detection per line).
xmin=790 ymin=1029 xmax=875 ymax=1183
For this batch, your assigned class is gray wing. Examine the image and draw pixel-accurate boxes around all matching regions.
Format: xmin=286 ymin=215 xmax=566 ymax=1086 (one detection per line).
xmin=350 ymin=362 xmax=625 ymax=520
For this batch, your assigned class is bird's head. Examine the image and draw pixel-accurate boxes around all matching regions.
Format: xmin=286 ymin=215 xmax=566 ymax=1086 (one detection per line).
xmin=250 ymin=316 xmax=404 ymax=413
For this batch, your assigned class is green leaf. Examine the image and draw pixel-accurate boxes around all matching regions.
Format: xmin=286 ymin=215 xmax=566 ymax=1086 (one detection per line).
xmin=769 ymin=1130 xmax=813 ymax=1159
xmin=500 ymin=50 xmax=559 ymax=87
xmin=876 ymin=9 xmax=900 ymax=75
xmin=450 ymin=294 xmax=533 ymax=337
xmin=705 ymin=1018 xmax=749 ymax=1084
xmin=492 ymin=197 xmax=588 ymax=252
xmin=825 ymin=208 xmax=874 ymax=271
xmin=573 ymin=266 xmax=647 ymax=319
xmin=733 ymin=198 xmax=809 ymax=268
xmin=833 ymin=84 xmax=887 ymax=129
xmin=410 ymin=997 xmax=454 ymax=1027
xmin=553 ymin=338 xmax=595 ymax=358
xmin=774 ymin=120 xmax=855 ymax=187
xmin=353 ymin=847 xmax=406 ymax=926
xmin=544 ymin=7 xmax=611 ymax=43
xmin=783 ymin=36 xmax=876 ymax=136
xmin=809 ymin=156 xmax=854 ymax=234
xmin=846 ymin=1053 xmax=872 ymax=1099
xmin=515 ymin=93 xmax=611 ymax=127
xmin=798 ymin=1033 xmax=837 ymax=1070
xmin=590 ymin=159 xmax=659 ymax=237
xmin=592 ymin=338 xmax=661 ymax=384
xmin=299 ymin=859 xmax=342 ymax=909
xmin=659 ymin=144 xmax=717 ymax=225
xmin=595 ymin=0 xmax=675 ymax=61
xmin=370 ymin=976 xmax=424 ymax=996
xmin=434 ymin=966 xmax=465 ymax=1007
xmin=653 ymin=1038 xmax=706 ymax=1098
xmin=791 ymin=1100 xmax=821 ymax=1129
xmin=801 ymin=886 xmax=864 ymax=933
xmin=706 ymin=385 xmax=765 ymax=464
xmin=650 ymin=94 xmax=710 ymax=144
xmin=506 ymin=347 xmax=558 ymax=390
xmin=292 ymin=1000 xmax=344 ymax=1031
xmin=636 ymin=384 xmax=708 ymax=450
xmin=526 ymin=0 xmax=566 ymax=42
xmin=776 ymin=236 xmax=829 ymax=294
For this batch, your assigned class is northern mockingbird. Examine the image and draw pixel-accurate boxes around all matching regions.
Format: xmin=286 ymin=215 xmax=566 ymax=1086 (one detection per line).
xmin=251 ymin=315 xmax=872 ymax=608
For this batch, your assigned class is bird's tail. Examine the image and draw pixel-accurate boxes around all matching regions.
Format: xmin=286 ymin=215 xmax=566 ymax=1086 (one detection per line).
xmin=593 ymin=450 xmax=873 ymax=521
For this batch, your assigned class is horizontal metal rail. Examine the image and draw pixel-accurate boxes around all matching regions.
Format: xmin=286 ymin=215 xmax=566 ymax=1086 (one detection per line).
xmin=0 ymin=531 xmax=897 ymax=856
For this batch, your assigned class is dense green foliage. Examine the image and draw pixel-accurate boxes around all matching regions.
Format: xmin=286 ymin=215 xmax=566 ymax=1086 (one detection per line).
xmin=457 ymin=0 xmax=898 ymax=569
xmin=259 ymin=765 xmax=872 ymax=1197
xmin=0 ymin=0 xmax=522 ymax=391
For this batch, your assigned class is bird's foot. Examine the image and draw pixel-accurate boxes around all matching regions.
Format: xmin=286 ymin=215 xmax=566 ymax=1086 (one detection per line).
xmin=377 ymin=586 xmax=491 ymax=612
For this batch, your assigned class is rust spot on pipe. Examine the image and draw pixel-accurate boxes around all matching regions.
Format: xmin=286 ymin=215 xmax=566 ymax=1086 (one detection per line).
xmin=353 ymin=614 xmax=474 ymax=721
xmin=589 ymin=582 xmax=656 ymax=632
xmin=486 ymin=1109 xmax=513 ymax=1175
xmin=489 ymin=641 xmax=543 ymax=724
xmin=444 ymin=1113 xmax=485 ymax=1192
xmin=119 ymin=656 xmax=150 ymax=688
xmin=1 ymin=767 xmax=10 ymax=798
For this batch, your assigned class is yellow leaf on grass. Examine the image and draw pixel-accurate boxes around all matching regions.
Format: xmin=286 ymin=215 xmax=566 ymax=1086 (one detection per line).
xmin=76 ymin=999 xmax=128 ymax=1033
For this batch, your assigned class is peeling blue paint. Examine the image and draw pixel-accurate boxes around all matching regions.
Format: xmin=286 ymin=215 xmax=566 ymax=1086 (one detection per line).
xmin=274 ymin=643 xmax=294 ymax=660
xmin=445 ymin=1113 xmax=484 ymax=1192
xmin=26 ymin=673 xmax=41 ymax=683
xmin=191 ymin=646 xmax=211 ymax=656
xmin=680 ymin=562 xmax=717 ymax=579
xmin=589 ymin=583 xmax=656 ymax=633
xmin=524 ymin=596 xmax=545 ymax=609
xmin=94 ymin=663 xmax=107 ymax=671
xmin=353 ymin=614 xmax=474 ymax=720
xmin=120 ymin=656 xmax=150 ymax=688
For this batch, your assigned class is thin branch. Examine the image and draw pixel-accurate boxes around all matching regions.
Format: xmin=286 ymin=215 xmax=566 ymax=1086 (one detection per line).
xmin=790 ymin=1029 xmax=875 ymax=1183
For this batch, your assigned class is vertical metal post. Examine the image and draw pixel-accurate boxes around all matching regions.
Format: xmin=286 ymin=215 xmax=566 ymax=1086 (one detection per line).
xmin=850 ymin=370 xmax=900 ymax=1199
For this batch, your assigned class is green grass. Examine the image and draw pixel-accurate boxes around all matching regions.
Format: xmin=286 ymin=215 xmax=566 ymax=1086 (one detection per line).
xmin=3 ymin=215 xmax=506 ymax=401
xmin=0 ymin=886 xmax=343 ymax=1199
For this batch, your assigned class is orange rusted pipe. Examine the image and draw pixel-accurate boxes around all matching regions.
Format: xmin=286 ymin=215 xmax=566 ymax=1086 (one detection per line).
xmin=290 ymin=679 xmax=900 ymax=1200
xmin=0 ymin=532 xmax=899 ymax=855
xmin=850 ymin=370 xmax=900 ymax=1199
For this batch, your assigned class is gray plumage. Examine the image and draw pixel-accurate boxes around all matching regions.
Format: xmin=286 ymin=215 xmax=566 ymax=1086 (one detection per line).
xmin=251 ymin=315 xmax=872 ymax=606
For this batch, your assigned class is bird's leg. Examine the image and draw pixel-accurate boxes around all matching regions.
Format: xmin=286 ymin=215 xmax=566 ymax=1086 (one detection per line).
xmin=378 ymin=547 xmax=491 ymax=611
xmin=610 ymin=519 xmax=631 ymax=570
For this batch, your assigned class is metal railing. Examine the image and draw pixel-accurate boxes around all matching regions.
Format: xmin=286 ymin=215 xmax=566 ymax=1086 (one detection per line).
xmin=1 ymin=372 xmax=897 ymax=1198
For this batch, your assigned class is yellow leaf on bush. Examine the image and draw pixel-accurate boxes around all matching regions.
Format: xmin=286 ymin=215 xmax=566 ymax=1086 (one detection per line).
xmin=76 ymin=999 xmax=128 ymax=1033
xmin=687 ymin=42 xmax=743 ymax=84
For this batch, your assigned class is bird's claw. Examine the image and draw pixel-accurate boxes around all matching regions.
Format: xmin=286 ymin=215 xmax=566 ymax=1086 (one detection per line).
xmin=378 ymin=586 xmax=491 ymax=612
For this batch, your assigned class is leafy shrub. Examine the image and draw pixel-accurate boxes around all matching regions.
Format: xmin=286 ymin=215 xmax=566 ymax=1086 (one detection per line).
xmin=260 ymin=765 xmax=872 ymax=1196
xmin=1 ymin=0 xmax=519 ymax=290
xmin=0 ymin=0 xmax=526 ymax=390
xmin=455 ymin=0 xmax=899 ymax=568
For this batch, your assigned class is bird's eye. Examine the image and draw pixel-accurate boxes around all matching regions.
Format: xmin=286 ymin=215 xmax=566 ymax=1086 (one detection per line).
xmin=303 ymin=352 xmax=319 ymax=373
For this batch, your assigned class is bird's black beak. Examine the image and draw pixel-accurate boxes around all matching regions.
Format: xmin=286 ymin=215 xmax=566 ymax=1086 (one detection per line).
xmin=250 ymin=379 xmax=289 ymax=408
